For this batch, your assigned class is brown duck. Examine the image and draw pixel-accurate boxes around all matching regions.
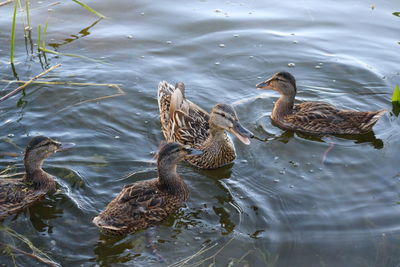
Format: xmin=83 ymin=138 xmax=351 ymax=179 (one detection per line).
xmin=0 ymin=136 xmax=75 ymax=219
xmin=92 ymin=142 xmax=202 ymax=235
xmin=157 ymin=81 xmax=254 ymax=169
xmin=256 ymin=72 xmax=387 ymax=135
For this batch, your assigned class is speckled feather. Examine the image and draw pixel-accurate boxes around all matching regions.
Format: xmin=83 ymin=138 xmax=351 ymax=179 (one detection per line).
xmin=0 ymin=176 xmax=52 ymax=219
xmin=276 ymin=102 xmax=386 ymax=135
xmin=93 ymin=179 xmax=186 ymax=235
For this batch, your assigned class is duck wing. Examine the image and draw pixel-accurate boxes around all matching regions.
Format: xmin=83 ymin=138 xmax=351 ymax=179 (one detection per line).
xmin=158 ymin=81 xmax=210 ymax=146
xmin=0 ymin=180 xmax=45 ymax=218
xmin=286 ymin=102 xmax=386 ymax=134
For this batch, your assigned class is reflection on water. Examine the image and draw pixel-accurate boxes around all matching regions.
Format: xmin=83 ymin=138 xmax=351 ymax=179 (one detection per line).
xmin=1 ymin=0 xmax=400 ymax=266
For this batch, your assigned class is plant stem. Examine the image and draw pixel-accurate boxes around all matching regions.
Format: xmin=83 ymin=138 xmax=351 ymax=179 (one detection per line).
xmin=0 ymin=64 xmax=61 ymax=103
xmin=10 ymin=0 xmax=17 ymax=64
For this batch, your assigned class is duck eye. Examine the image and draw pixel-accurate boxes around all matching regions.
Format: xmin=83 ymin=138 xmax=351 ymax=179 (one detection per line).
xmin=221 ymin=113 xmax=226 ymax=118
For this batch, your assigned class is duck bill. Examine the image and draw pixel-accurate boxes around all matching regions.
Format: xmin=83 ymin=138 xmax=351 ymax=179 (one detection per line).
xmin=186 ymin=148 xmax=203 ymax=156
xmin=230 ymin=122 xmax=253 ymax=145
xmin=256 ymin=78 xmax=275 ymax=90
xmin=57 ymin=142 xmax=76 ymax=152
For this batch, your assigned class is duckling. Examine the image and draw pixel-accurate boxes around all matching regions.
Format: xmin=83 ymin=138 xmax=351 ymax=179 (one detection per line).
xmin=158 ymin=81 xmax=254 ymax=169
xmin=0 ymin=136 xmax=75 ymax=219
xmin=92 ymin=142 xmax=202 ymax=235
xmin=256 ymin=72 xmax=387 ymax=135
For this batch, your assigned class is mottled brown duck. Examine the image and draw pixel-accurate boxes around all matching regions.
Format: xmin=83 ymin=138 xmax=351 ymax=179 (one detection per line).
xmin=256 ymin=72 xmax=387 ymax=135
xmin=157 ymin=81 xmax=254 ymax=169
xmin=0 ymin=136 xmax=75 ymax=219
xmin=92 ymin=142 xmax=202 ymax=236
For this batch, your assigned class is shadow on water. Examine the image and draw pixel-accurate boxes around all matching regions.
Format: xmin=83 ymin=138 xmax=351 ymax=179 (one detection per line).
xmin=93 ymin=234 xmax=144 ymax=266
xmin=48 ymin=18 xmax=103 ymax=49
xmin=255 ymin=126 xmax=384 ymax=149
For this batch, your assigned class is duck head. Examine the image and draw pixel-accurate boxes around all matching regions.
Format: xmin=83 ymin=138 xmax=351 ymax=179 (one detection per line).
xmin=256 ymin=71 xmax=297 ymax=96
xmin=209 ymin=103 xmax=254 ymax=145
xmin=24 ymin=136 xmax=75 ymax=170
xmin=158 ymin=142 xmax=202 ymax=165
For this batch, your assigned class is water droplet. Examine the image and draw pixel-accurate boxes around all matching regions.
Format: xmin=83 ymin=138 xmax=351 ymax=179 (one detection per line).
xmin=315 ymin=65 xmax=321 ymax=69
xmin=249 ymin=56 xmax=254 ymax=59
xmin=166 ymin=41 xmax=172 ymax=44
xmin=241 ymin=159 xmax=248 ymax=163
xmin=293 ymin=40 xmax=298 ymax=44
xmin=214 ymin=9 xmax=222 ymax=13
xmin=140 ymin=55 xmax=145 ymax=58
xmin=194 ymin=236 xmax=201 ymax=241
xmin=126 ymin=35 xmax=133 ymax=39
xmin=233 ymin=34 xmax=239 ymax=37
xmin=215 ymin=62 xmax=220 ymax=65
xmin=7 ymin=133 xmax=14 ymax=138
xmin=289 ymin=185 xmax=294 ymax=188
xmin=279 ymin=170 xmax=286 ymax=175
xmin=309 ymin=169 xmax=314 ymax=173
xmin=114 ymin=136 xmax=120 ymax=139
xmin=140 ymin=12 xmax=145 ymax=16
xmin=288 ymin=63 xmax=296 ymax=67
xmin=274 ymin=156 xmax=280 ymax=160
xmin=273 ymin=179 xmax=280 ymax=183
xmin=219 ymin=43 xmax=225 ymax=48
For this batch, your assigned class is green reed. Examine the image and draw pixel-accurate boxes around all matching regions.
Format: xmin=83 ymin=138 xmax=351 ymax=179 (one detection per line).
xmin=72 ymin=0 xmax=106 ymax=18
xmin=25 ymin=0 xmax=31 ymax=30
xmin=10 ymin=0 xmax=17 ymax=64
xmin=392 ymin=85 xmax=400 ymax=103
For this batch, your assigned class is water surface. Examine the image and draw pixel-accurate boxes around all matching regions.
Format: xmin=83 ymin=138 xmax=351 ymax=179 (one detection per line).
xmin=1 ymin=0 xmax=399 ymax=266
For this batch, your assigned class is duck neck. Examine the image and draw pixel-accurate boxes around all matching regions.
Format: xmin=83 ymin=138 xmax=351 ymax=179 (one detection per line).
xmin=23 ymin=153 xmax=54 ymax=189
xmin=207 ymin=123 xmax=229 ymax=147
xmin=272 ymin=94 xmax=295 ymax=120
xmin=158 ymin=159 xmax=188 ymax=197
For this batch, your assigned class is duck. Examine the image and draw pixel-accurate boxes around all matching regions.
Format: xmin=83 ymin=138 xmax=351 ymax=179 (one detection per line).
xmin=256 ymin=72 xmax=387 ymax=135
xmin=92 ymin=142 xmax=202 ymax=235
xmin=157 ymin=81 xmax=254 ymax=169
xmin=0 ymin=136 xmax=75 ymax=219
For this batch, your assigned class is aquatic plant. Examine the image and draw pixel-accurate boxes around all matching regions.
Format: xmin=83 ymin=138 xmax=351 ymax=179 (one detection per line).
xmin=392 ymin=85 xmax=400 ymax=103
xmin=9 ymin=0 xmax=17 ymax=64
xmin=0 ymin=224 xmax=59 ymax=266
xmin=72 ymin=0 xmax=106 ymax=18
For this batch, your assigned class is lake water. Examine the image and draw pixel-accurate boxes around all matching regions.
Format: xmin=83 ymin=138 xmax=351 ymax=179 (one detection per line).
xmin=0 ymin=0 xmax=399 ymax=266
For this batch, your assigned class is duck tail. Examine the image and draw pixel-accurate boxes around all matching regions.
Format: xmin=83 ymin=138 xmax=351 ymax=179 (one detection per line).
xmin=360 ymin=109 xmax=387 ymax=131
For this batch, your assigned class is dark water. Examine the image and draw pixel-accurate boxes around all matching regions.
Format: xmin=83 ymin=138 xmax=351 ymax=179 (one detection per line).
xmin=0 ymin=0 xmax=399 ymax=266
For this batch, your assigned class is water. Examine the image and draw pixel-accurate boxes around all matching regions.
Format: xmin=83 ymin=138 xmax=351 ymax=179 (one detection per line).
xmin=0 ymin=0 xmax=399 ymax=266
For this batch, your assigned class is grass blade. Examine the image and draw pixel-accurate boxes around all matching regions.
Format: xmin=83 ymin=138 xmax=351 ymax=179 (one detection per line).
xmin=25 ymin=0 xmax=31 ymax=30
xmin=42 ymin=21 xmax=48 ymax=49
xmin=392 ymin=85 xmax=400 ymax=103
xmin=10 ymin=0 xmax=17 ymax=64
xmin=37 ymin=24 xmax=41 ymax=52
xmin=72 ymin=0 xmax=106 ymax=18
